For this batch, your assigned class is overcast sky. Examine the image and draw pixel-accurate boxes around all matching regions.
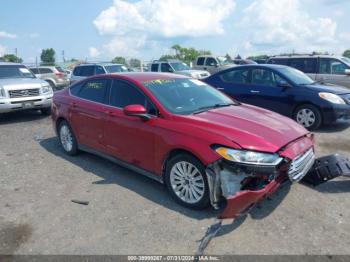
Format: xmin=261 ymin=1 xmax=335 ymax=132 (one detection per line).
xmin=0 ymin=0 xmax=349 ymax=63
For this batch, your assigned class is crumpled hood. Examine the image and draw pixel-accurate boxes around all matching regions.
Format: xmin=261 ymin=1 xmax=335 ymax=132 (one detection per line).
xmin=179 ymin=104 xmax=309 ymax=153
xmin=0 ymin=78 xmax=46 ymax=90
xmin=304 ymin=83 xmax=350 ymax=95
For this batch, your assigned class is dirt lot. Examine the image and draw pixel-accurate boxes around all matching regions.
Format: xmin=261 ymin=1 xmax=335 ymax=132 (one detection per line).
xmin=0 ymin=111 xmax=350 ymax=255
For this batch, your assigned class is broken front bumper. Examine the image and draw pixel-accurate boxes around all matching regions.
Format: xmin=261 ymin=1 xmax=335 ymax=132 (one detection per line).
xmin=208 ymin=154 xmax=350 ymax=219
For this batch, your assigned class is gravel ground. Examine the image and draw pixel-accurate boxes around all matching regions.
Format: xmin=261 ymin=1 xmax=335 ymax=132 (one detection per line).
xmin=0 ymin=111 xmax=349 ymax=255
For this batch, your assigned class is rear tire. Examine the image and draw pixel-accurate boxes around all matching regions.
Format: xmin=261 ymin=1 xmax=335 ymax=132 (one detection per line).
xmin=58 ymin=120 xmax=78 ymax=156
xmin=293 ymin=104 xmax=322 ymax=130
xmin=165 ymin=153 xmax=210 ymax=209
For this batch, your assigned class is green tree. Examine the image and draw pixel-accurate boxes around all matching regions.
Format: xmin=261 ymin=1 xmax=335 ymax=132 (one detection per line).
xmin=112 ymin=56 xmax=126 ymax=64
xmin=343 ymin=49 xmax=350 ymax=59
xmin=40 ymin=48 xmax=55 ymax=65
xmin=0 ymin=54 xmax=23 ymax=63
xmin=129 ymin=58 xmax=141 ymax=68
xmin=160 ymin=44 xmax=212 ymax=65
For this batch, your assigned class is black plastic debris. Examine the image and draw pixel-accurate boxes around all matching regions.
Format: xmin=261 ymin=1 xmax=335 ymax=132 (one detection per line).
xmin=71 ymin=199 xmax=89 ymax=205
xmin=302 ymin=154 xmax=350 ymax=186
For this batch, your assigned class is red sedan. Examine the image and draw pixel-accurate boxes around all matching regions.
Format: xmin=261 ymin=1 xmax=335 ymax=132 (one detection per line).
xmin=52 ymin=73 xmax=315 ymax=218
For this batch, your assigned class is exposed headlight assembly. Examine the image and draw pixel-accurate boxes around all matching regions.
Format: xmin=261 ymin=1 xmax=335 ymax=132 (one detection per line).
xmin=319 ymin=92 xmax=345 ymax=105
xmin=215 ymin=147 xmax=283 ymax=166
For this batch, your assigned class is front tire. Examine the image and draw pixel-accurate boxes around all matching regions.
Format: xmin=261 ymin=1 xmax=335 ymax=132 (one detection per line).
xmin=293 ymin=104 xmax=322 ymax=130
xmin=165 ymin=153 xmax=210 ymax=209
xmin=58 ymin=121 xmax=78 ymax=155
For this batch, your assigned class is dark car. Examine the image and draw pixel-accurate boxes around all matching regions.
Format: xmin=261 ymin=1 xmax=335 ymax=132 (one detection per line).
xmin=204 ymin=64 xmax=350 ymax=130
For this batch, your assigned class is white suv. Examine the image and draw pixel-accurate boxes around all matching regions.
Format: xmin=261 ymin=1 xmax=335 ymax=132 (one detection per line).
xmin=0 ymin=63 xmax=53 ymax=115
xmin=149 ymin=60 xmax=210 ymax=79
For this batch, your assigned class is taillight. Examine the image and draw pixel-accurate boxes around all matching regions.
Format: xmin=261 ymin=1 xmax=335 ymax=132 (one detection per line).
xmin=55 ymin=72 xmax=65 ymax=77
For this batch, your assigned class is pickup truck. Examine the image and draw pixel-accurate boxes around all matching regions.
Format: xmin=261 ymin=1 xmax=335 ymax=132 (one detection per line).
xmin=193 ymin=55 xmax=235 ymax=74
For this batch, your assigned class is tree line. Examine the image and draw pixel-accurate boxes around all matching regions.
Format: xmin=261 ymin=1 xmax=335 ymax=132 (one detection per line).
xmin=1 ymin=46 xmax=350 ymax=65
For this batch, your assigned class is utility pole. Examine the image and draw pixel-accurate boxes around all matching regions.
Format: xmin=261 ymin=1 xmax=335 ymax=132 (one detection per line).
xmin=62 ymin=50 xmax=65 ymax=63
xmin=15 ymin=48 xmax=18 ymax=62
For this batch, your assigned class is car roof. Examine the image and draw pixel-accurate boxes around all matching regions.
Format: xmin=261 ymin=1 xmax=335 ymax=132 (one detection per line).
xmin=107 ymin=72 xmax=188 ymax=82
xmin=75 ymin=63 xmax=123 ymax=67
xmin=269 ymin=55 xmax=342 ymax=59
xmin=230 ymin=64 xmax=289 ymax=70
xmin=0 ymin=62 xmax=23 ymax=66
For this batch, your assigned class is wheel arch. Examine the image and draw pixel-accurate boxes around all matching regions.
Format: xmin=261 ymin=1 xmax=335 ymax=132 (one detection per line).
xmin=292 ymin=102 xmax=323 ymax=124
xmin=161 ymin=148 xmax=205 ymax=182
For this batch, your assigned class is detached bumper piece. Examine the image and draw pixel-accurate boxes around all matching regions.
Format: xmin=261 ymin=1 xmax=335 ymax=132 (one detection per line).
xmin=302 ymin=154 xmax=350 ymax=186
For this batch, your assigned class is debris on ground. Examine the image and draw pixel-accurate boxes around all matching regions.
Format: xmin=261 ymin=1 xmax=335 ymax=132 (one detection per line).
xmin=71 ymin=199 xmax=89 ymax=205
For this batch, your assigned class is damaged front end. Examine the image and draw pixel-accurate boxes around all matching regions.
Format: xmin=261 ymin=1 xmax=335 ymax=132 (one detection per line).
xmin=206 ymin=158 xmax=288 ymax=219
xmin=207 ymin=137 xmax=350 ymax=219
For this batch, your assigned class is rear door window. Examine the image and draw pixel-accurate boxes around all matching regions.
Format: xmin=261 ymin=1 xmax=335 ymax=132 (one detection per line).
xmin=80 ymin=66 xmax=95 ymax=77
xmin=76 ymin=78 xmax=109 ymax=103
xmin=289 ymin=58 xmax=317 ymax=73
xmin=151 ymin=64 xmax=159 ymax=72
xmin=30 ymin=68 xmax=39 ymax=74
xmin=219 ymin=69 xmax=249 ymax=84
xmin=205 ymin=57 xmax=217 ymax=66
xmin=251 ymin=68 xmax=276 ymax=86
xmin=39 ymin=68 xmax=53 ymax=74
xmin=197 ymin=57 xmax=205 ymax=66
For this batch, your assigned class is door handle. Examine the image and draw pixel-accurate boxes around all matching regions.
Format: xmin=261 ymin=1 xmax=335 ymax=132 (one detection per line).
xmin=217 ymin=87 xmax=224 ymax=90
xmin=71 ymin=102 xmax=78 ymax=108
xmin=250 ymin=90 xmax=260 ymax=93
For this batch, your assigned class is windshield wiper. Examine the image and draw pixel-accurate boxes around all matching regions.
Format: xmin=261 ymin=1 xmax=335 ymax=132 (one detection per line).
xmin=192 ymin=103 xmax=237 ymax=115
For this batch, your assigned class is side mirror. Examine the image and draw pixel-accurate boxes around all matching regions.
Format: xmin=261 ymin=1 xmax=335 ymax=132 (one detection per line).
xmin=168 ymin=68 xmax=174 ymax=73
xmin=123 ymin=104 xmax=151 ymax=121
xmin=345 ymin=69 xmax=350 ymax=76
xmin=277 ymin=80 xmax=291 ymax=88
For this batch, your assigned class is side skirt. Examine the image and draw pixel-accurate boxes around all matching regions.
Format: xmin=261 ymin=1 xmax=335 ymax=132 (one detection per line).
xmin=78 ymin=144 xmax=164 ymax=184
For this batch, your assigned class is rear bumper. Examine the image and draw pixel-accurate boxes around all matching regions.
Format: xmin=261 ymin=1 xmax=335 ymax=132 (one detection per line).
xmin=219 ymin=174 xmax=287 ymax=219
xmin=0 ymin=95 xmax=53 ymax=113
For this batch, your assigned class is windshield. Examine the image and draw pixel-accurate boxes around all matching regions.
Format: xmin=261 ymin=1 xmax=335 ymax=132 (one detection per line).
xmin=0 ymin=65 xmax=36 ymax=79
xmin=105 ymin=65 xmax=129 ymax=73
xmin=278 ymin=67 xmax=314 ymax=85
xmin=217 ymin=56 xmax=232 ymax=65
xmin=143 ymin=78 xmax=235 ymax=115
xmin=170 ymin=62 xmax=190 ymax=71
xmin=340 ymin=57 xmax=350 ymax=65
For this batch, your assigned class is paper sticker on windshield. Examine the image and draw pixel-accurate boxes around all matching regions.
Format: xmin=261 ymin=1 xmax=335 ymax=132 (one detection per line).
xmin=19 ymin=68 xmax=31 ymax=74
xmin=189 ymin=79 xmax=206 ymax=86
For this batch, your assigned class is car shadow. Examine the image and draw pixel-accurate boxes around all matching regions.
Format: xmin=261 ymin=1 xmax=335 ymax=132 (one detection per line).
xmin=316 ymin=123 xmax=350 ymax=133
xmin=39 ymin=137 xmax=292 ymax=224
xmin=0 ymin=110 xmax=47 ymax=125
